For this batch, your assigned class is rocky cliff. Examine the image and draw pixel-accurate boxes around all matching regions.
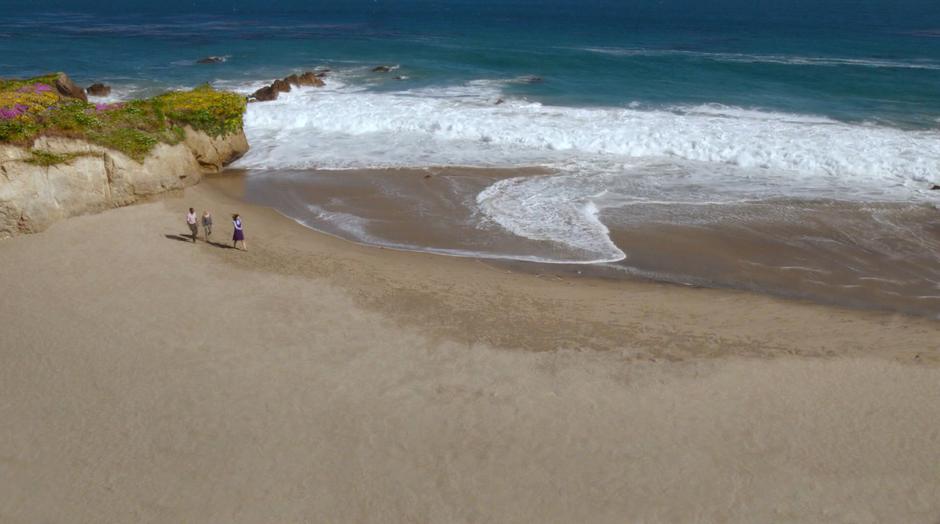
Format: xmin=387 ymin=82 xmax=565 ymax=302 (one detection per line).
xmin=0 ymin=127 xmax=247 ymax=238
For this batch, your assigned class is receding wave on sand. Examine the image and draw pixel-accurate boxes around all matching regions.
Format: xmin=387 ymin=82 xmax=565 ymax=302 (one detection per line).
xmin=232 ymin=167 xmax=940 ymax=317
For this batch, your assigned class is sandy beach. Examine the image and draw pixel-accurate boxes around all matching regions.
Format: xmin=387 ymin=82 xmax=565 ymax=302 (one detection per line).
xmin=2 ymin=180 xmax=939 ymax=523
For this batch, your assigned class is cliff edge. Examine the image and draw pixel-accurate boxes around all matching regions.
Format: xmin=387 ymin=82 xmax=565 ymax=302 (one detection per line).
xmin=0 ymin=74 xmax=248 ymax=238
xmin=0 ymin=128 xmax=247 ymax=237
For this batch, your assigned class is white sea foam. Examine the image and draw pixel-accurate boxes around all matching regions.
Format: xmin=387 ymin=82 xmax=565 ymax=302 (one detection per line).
xmin=233 ymin=76 xmax=940 ymax=261
xmin=236 ymin=78 xmax=940 ymax=192
xmin=476 ymin=178 xmax=626 ymax=262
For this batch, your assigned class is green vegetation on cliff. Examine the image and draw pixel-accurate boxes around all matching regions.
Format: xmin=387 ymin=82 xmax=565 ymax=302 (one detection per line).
xmin=24 ymin=149 xmax=83 ymax=167
xmin=1 ymin=75 xmax=246 ymax=162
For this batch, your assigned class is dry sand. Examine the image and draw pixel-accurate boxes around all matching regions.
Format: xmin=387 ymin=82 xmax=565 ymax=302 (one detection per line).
xmin=1 ymin=180 xmax=939 ymax=523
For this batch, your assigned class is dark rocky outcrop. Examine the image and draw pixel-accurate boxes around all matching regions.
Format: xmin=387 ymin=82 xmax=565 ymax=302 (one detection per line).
xmin=197 ymin=56 xmax=226 ymax=64
xmin=249 ymin=85 xmax=278 ymax=102
xmin=296 ymin=72 xmax=325 ymax=85
xmin=930 ymin=184 xmax=940 ymax=190
xmin=284 ymin=74 xmax=301 ymax=86
xmin=372 ymin=65 xmax=395 ymax=73
xmin=248 ymin=71 xmax=326 ymax=102
xmin=86 ymin=83 xmax=111 ymax=97
xmin=271 ymin=78 xmax=292 ymax=94
xmin=54 ymin=73 xmax=87 ymax=102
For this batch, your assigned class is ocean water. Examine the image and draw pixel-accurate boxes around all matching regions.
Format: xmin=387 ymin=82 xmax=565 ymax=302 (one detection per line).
xmin=4 ymin=0 xmax=940 ymax=312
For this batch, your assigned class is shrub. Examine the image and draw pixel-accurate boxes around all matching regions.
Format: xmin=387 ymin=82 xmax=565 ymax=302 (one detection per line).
xmin=0 ymin=74 xmax=246 ymax=160
xmin=155 ymin=84 xmax=246 ymax=137
xmin=25 ymin=149 xmax=82 ymax=167
xmin=87 ymin=128 xmax=160 ymax=160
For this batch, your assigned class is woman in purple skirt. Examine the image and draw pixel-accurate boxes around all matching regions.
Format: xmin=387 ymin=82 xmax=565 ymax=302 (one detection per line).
xmin=232 ymin=213 xmax=247 ymax=251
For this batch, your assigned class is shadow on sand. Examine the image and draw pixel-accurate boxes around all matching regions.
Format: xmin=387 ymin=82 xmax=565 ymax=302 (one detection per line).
xmin=164 ymin=233 xmax=233 ymax=249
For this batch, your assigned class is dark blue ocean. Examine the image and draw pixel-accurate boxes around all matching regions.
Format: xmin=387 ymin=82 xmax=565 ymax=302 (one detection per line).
xmin=4 ymin=0 xmax=940 ymax=127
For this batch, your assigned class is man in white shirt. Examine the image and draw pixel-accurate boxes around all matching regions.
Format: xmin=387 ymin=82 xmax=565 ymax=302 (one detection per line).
xmin=186 ymin=208 xmax=198 ymax=243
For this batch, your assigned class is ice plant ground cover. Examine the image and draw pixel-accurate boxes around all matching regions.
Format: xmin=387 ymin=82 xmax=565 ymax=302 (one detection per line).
xmin=0 ymin=75 xmax=246 ymax=161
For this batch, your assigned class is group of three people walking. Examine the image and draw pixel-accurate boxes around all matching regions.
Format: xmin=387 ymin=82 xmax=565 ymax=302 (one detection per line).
xmin=186 ymin=208 xmax=247 ymax=250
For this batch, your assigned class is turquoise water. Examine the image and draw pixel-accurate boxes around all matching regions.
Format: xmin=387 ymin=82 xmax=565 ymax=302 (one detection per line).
xmin=3 ymin=1 xmax=940 ymax=127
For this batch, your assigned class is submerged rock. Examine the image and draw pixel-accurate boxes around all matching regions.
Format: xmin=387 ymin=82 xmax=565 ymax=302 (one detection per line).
xmin=930 ymin=184 xmax=940 ymax=190
xmin=54 ymin=73 xmax=87 ymax=102
xmin=86 ymin=83 xmax=111 ymax=97
xmin=197 ymin=56 xmax=226 ymax=64
xmin=372 ymin=65 xmax=396 ymax=73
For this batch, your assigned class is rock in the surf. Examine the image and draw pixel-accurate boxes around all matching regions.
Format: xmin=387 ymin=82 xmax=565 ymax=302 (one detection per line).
xmin=86 ymin=83 xmax=111 ymax=96
xmin=290 ymin=72 xmax=325 ymax=87
xmin=197 ymin=56 xmax=226 ymax=64
xmin=299 ymin=72 xmax=325 ymax=85
xmin=248 ymin=71 xmax=325 ymax=102
xmin=283 ymin=74 xmax=301 ymax=86
xmin=271 ymin=78 xmax=292 ymax=93
xmin=249 ymin=85 xmax=277 ymax=102
xmin=372 ymin=65 xmax=395 ymax=73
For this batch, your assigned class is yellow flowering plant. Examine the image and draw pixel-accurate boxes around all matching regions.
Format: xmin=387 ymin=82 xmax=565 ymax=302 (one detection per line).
xmin=1 ymin=74 xmax=246 ymax=162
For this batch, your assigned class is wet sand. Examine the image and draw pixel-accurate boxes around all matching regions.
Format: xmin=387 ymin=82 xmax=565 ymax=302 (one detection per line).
xmin=236 ymin=167 xmax=940 ymax=317
xmin=1 ymin=180 xmax=940 ymax=523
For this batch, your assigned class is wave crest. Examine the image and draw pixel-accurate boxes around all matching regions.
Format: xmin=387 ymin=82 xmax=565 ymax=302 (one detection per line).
xmin=235 ymin=79 xmax=940 ymax=200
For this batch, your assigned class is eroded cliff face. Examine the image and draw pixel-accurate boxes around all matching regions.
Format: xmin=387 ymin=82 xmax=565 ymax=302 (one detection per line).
xmin=0 ymin=127 xmax=247 ymax=238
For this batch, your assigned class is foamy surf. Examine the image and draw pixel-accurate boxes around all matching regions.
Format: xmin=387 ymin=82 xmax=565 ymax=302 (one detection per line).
xmin=234 ymin=78 xmax=940 ymax=196
xmin=230 ymin=74 xmax=940 ymax=265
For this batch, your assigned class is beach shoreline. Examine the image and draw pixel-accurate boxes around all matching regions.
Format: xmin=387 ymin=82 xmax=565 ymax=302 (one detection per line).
xmin=2 ymin=179 xmax=939 ymax=522
xmin=227 ymin=167 xmax=940 ymax=318
xmin=200 ymin=174 xmax=940 ymax=360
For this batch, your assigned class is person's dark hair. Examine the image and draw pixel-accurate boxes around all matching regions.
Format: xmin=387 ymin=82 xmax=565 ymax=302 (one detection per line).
xmin=232 ymin=213 xmax=239 ymax=219
xmin=189 ymin=208 xmax=194 ymax=213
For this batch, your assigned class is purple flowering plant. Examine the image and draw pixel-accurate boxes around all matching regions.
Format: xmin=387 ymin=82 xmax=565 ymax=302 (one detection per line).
xmin=17 ymin=83 xmax=53 ymax=94
xmin=94 ymin=102 xmax=125 ymax=112
xmin=0 ymin=104 xmax=29 ymax=120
